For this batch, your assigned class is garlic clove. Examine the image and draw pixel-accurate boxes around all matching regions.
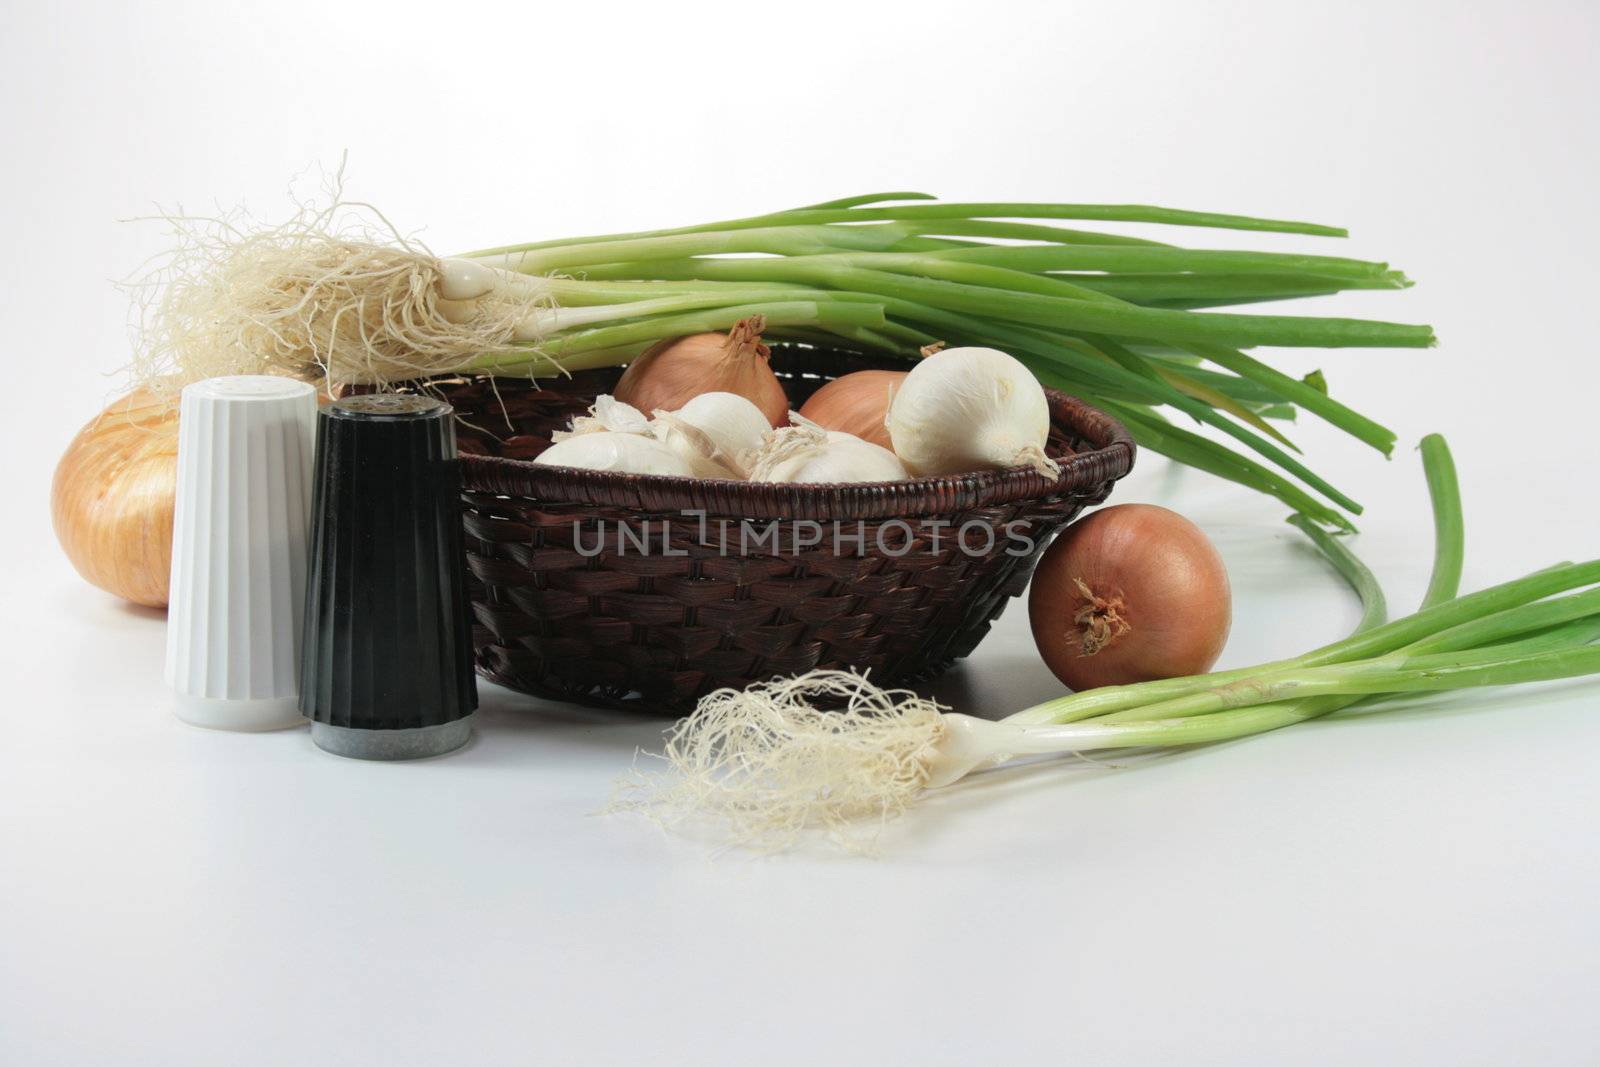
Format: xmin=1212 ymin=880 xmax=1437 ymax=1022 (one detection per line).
xmin=651 ymin=413 xmax=743 ymax=480
xmin=553 ymin=395 xmax=653 ymax=441
xmin=747 ymin=422 xmax=907 ymax=484
xmin=535 ymin=431 xmax=696 ymax=477
xmin=662 ymin=391 xmax=773 ymax=465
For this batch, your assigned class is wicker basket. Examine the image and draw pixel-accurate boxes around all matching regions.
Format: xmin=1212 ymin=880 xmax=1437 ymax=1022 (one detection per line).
xmin=427 ymin=346 xmax=1135 ymax=712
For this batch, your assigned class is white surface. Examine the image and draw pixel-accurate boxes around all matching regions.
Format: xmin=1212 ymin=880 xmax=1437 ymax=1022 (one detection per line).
xmin=3 ymin=3 xmax=1598 ymax=1064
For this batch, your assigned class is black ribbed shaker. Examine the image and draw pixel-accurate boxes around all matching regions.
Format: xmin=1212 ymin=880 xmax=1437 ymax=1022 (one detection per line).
xmin=300 ymin=394 xmax=477 ymax=759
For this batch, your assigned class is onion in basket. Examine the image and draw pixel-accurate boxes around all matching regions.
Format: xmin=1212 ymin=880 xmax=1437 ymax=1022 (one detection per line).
xmin=747 ymin=417 xmax=907 ymax=484
xmin=535 ymin=431 xmax=696 ymax=477
xmin=551 ymin=395 xmax=652 ymax=440
xmin=551 ymin=392 xmax=769 ymax=479
xmin=614 ymin=315 xmax=788 ymax=427
xmin=652 ymin=392 xmax=773 ymax=478
xmin=887 ymin=346 xmax=1059 ymax=477
xmin=796 ymin=369 xmax=906 ymax=451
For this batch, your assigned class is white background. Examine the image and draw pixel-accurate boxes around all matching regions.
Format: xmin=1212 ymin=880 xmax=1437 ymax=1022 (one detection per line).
xmin=3 ymin=2 xmax=1598 ymax=1064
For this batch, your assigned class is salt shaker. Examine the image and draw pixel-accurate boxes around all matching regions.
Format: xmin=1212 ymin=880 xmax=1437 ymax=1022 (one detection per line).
xmin=165 ymin=376 xmax=317 ymax=730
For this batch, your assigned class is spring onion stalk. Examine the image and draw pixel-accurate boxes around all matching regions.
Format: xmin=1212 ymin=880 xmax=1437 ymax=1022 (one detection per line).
xmin=467 ymin=200 xmax=1351 ymax=257
xmin=1287 ymin=514 xmax=1389 ymax=633
xmin=1091 ymin=399 xmax=1353 ymax=530
xmin=1419 ymin=435 xmax=1464 ymax=609
xmin=464 ymin=301 xmax=888 ymax=373
xmin=972 ymin=643 xmax=1600 ymax=756
xmin=1008 ymin=556 xmax=1600 ymax=726
xmin=622 ymin=436 xmax=1600 ymax=850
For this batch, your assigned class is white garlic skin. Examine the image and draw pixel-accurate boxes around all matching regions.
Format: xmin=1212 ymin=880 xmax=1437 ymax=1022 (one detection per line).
xmin=534 ymin=431 xmax=695 ymax=477
xmin=886 ymin=346 xmax=1051 ymax=475
xmin=661 ymin=392 xmax=773 ymax=462
xmin=650 ymin=416 xmax=743 ymax=480
xmin=752 ymin=428 xmax=909 ymax=484
xmin=798 ymin=436 xmax=909 ymax=483
xmin=553 ymin=395 xmax=653 ymax=441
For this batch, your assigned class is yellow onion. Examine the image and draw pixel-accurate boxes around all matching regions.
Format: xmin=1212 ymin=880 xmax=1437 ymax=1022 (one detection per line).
xmin=795 ymin=369 xmax=906 ymax=450
xmin=1029 ymin=504 xmax=1231 ymax=690
xmin=52 ymin=390 xmax=180 ymax=608
xmin=614 ymin=315 xmax=788 ymax=427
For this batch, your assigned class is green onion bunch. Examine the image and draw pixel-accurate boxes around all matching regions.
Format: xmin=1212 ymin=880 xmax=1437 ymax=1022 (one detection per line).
xmin=464 ymin=192 xmax=1435 ymax=527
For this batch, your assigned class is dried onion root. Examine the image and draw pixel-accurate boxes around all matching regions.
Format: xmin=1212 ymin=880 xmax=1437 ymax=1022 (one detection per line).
xmin=127 ymin=188 xmax=549 ymax=396
xmin=612 ymin=671 xmax=949 ymax=852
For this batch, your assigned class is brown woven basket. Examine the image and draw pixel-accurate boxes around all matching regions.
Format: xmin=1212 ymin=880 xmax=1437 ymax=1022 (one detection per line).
xmin=423 ymin=346 xmax=1134 ymax=712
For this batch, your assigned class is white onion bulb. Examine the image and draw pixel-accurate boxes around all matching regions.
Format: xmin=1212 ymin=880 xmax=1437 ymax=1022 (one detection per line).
xmin=653 ymin=391 xmax=773 ymax=479
xmin=886 ymin=346 xmax=1059 ymax=476
xmin=748 ymin=418 xmax=908 ymax=484
xmin=535 ymin=431 xmax=695 ymax=477
xmin=660 ymin=392 xmax=771 ymax=461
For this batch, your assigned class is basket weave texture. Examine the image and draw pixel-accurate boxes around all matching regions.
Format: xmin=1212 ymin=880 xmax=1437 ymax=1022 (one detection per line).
xmin=433 ymin=347 xmax=1135 ymax=712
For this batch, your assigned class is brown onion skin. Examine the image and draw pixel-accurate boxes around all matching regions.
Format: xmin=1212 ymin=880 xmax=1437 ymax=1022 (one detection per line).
xmin=614 ymin=318 xmax=789 ymax=428
xmin=1028 ymin=504 xmax=1231 ymax=691
xmin=51 ymin=390 xmax=180 ymax=608
xmin=796 ymin=370 xmax=906 ymax=450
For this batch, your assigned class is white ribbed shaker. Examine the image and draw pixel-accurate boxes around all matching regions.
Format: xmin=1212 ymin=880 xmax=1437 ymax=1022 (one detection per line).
xmin=165 ymin=376 xmax=317 ymax=730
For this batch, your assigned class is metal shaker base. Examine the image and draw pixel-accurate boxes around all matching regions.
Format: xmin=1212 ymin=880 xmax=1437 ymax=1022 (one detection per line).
xmin=310 ymin=716 xmax=474 ymax=761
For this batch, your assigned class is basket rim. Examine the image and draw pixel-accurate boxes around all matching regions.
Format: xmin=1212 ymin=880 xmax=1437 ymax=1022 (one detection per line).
xmin=459 ymin=387 xmax=1135 ymax=521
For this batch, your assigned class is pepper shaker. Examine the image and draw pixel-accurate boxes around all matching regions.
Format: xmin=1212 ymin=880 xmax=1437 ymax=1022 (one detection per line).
xmin=299 ymin=394 xmax=477 ymax=759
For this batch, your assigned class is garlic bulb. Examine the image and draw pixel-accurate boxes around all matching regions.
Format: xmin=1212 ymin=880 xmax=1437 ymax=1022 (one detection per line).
xmin=552 ymin=393 xmax=753 ymax=479
xmin=552 ymin=395 xmax=652 ymax=441
xmin=535 ymin=431 xmax=695 ymax=477
xmin=795 ymin=369 xmax=906 ymax=450
xmin=886 ymin=346 xmax=1059 ymax=476
xmin=614 ymin=315 xmax=788 ymax=426
xmin=645 ymin=417 xmax=737 ymax=479
xmin=51 ymin=389 xmax=180 ymax=607
xmin=748 ymin=419 xmax=908 ymax=484
xmin=653 ymin=391 xmax=773 ymax=479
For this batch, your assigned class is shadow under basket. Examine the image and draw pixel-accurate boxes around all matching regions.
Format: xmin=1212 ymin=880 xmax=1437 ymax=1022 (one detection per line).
xmin=428 ymin=345 xmax=1136 ymax=713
